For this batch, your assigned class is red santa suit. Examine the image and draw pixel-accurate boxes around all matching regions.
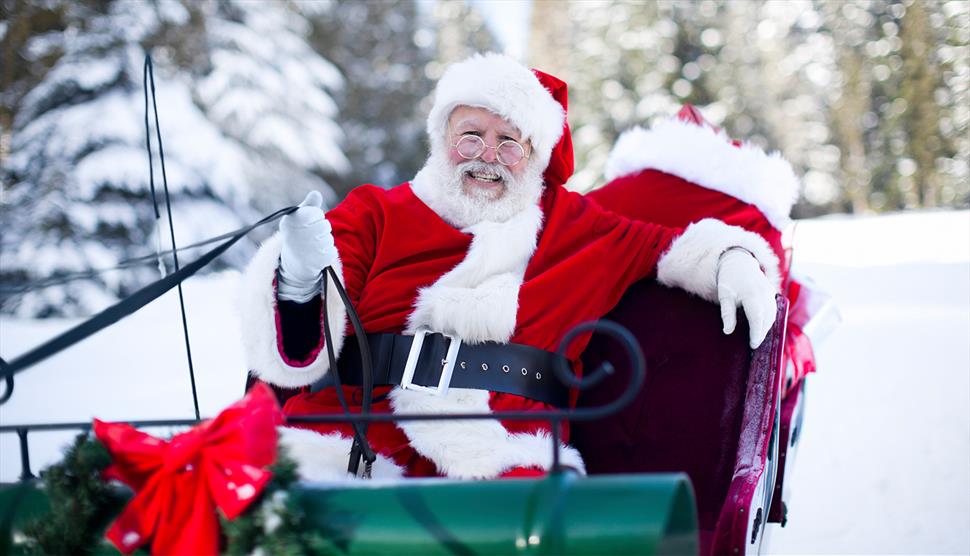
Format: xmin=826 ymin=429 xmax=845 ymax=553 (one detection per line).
xmin=238 ymin=55 xmax=780 ymax=480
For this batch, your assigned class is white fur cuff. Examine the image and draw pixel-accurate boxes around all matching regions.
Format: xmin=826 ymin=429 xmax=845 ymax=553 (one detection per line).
xmin=238 ymin=233 xmax=348 ymax=388
xmin=277 ymin=427 xmax=405 ymax=482
xmin=388 ymin=387 xmax=586 ymax=479
xmin=656 ymin=219 xmax=781 ymax=302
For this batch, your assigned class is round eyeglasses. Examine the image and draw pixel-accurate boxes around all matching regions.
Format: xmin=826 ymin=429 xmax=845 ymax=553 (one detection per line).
xmin=453 ymin=135 xmax=529 ymax=166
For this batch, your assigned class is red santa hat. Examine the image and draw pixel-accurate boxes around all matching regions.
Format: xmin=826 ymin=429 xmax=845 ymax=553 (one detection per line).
xmin=427 ymin=53 xmax=574 ymax=188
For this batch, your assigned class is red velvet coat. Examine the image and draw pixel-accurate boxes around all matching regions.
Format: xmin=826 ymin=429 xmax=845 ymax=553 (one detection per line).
xmin=277 ymin=181 xmax=679 ymax=477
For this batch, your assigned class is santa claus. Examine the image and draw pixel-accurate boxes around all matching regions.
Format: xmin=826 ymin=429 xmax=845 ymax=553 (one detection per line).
xmin=239 ymin=53 xmax=781 ymax=481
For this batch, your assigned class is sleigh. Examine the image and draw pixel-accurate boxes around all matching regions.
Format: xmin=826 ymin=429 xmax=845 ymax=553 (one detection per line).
xmin=0 ymin=106 xmax=833 ymax=555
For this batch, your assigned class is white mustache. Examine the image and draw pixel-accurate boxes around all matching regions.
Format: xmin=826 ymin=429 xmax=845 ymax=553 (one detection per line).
xmin=457 ymin=160 xmax=513 ymax=184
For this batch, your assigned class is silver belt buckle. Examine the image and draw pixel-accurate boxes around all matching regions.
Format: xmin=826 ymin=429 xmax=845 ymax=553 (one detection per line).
xmin=400 ymin=328 xmax=462 ymax=396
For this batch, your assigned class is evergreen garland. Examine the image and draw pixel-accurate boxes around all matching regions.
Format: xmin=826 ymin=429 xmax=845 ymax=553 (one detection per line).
xmin=220 ymin=446 xmax=331 ymax=555
xmin=21 ymin=433 xmax=119 ymax=555
xmin=16 ymin=435 xmax=319 ymax=555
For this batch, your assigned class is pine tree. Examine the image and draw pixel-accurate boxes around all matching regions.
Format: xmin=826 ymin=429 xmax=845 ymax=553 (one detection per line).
xmin=533 ymin=1 xmax=828 ymax=201
xmin=196 ymin=0 xmax=347 ymax=212
xmin=814 ymin=0 xmax=879 ymax=213
xmin=1 ymin=0 xmax=236 ymax=316
xmin=936 ymin=0 xmax=970 ymax=207
xmin=898 ymin=0 xmax=945 ymax=207
xmin=432 ymin=0 xmax=499 ymax=67
xmin=530 ymin=0 xmax=680 ymax=193
xmin=305 ymin=0 xmax=434 ymax=199
xmin=1 ymin=0 xmax=65 ymax=157
xmin=0 ymin=0 xmax=346 ymax=317
xmin=527 ymin=0 xmax=965 ymax=213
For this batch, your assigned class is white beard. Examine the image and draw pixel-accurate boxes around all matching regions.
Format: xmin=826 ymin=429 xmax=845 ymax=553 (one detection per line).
xmin=411 ymin=151 xmax=545 ymax=230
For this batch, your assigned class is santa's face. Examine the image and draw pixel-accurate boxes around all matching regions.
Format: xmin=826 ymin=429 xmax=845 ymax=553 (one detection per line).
xmin=412 ymin=105 xmax=544 ymax=229
xmin=446 ymin=106 xmax=532 ymax=202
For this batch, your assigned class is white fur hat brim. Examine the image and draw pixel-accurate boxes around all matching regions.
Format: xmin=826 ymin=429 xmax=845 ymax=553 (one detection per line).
xmin=427 ymin=53 xmax=565 ymax=172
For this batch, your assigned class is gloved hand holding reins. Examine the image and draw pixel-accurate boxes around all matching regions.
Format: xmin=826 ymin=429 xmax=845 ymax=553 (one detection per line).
xmin=278 ymin=191 xmax=337 ymax=303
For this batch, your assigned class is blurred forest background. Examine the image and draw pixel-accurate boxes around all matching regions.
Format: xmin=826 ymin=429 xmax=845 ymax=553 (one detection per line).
xmin=1 ymin=0 xmax=968 ymax=317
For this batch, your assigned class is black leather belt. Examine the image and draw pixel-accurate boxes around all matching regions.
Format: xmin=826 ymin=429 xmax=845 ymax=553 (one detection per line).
xmin=333 ymin=331 xmax=571 ymax=408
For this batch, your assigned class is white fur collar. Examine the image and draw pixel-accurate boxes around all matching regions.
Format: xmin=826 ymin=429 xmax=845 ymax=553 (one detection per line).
xmin=406 ymin=201 xmax=543 ymax=344
xmin=395 ymin=191 xmax=579 ymax=479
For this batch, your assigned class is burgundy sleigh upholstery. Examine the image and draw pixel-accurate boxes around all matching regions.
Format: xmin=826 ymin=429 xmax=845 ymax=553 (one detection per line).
xmin=574 ymin=279 xmax=787 ymax=555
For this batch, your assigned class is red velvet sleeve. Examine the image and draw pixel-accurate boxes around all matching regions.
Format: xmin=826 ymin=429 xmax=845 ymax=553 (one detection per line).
xmin=592 ymin=207 xmax=680 ymax=283
xmin=325 ymin=185 xmax=386 ymax=306
xmin=584 ymin=203 xmax=682 ymax=325
xmin=516 ymin=188 xmax=683 ymax=369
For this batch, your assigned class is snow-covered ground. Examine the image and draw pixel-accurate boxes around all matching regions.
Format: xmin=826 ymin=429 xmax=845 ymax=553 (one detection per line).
xmin=770 ymin=210 xmax=970 ymax=555
xmin=1 ymin=210 xmax=968 ymax=554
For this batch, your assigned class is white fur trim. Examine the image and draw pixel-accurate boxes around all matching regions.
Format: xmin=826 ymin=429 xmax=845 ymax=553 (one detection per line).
xmin=406 ymin=202 xmax=543 ymax=344
xmin=277 ymin=427 xmax=405 ymax=482
xmin=238 ymin=233 xmax=348 ymax=388
xmin=397 ymin=199 xmax=585 ymax=478
xmin=657 ymin=218 xmax=781 ymax=302
xmin=604 ymin=119 xmax=800 ymax=230
xmin=388 ymin=388 xmax=585 ymax=479
xmin=427 ymin=53 xmax=565 ymax=175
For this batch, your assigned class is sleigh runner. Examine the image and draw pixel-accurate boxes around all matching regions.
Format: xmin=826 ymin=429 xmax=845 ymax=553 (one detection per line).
xmin=0 ymin=105 xmax=832 ymax=555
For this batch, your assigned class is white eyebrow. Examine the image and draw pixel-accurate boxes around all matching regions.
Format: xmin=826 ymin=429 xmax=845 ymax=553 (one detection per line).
xmin=453 ymin=118 xmax=482 ymax=130
xmin=453 ymin=118 xmax=523 ymax=139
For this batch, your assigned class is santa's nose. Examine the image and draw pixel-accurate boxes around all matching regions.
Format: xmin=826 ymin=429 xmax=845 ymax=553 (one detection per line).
xmin=479 ymin=146 xmax=498 ymax=164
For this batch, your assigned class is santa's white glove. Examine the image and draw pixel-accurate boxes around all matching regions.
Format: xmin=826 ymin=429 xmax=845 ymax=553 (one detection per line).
xmin=717 ymin=248 xmax=776 ymax=349
xmin=277 ymin=191 xmax=336 ymax=303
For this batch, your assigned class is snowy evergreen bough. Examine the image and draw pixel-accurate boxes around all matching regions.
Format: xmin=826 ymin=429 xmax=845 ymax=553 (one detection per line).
xmin=1 ymin=0 xmax=347 ymax=317
xmin=306 ymin=0 xmax=433 ymax=198
xmin=198 ymin=0 xmax=348 ymax=212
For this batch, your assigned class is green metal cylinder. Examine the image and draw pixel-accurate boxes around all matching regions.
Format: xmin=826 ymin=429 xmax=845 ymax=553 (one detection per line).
xmin=297 ymin=471 xmax=698 ymax=555
xmin=1 ymin=471 xmax=697 ymax=555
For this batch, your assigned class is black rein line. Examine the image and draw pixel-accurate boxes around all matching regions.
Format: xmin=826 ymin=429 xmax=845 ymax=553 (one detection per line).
xmin=143 ymin=54 xmax=200 ymax=420
xmin=0 ymin=206 xmax=297 ymax=383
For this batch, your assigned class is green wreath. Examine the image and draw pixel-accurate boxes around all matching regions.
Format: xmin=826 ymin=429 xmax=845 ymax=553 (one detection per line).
xmin=15 ymin=433 xmax=326 ymax=555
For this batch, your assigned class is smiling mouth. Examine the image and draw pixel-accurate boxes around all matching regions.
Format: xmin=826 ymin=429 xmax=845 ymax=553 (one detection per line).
xmin=465 ymin=169 xmax=502 ymax=183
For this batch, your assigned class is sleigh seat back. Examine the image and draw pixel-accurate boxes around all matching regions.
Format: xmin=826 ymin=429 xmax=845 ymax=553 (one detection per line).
xmin=574 ymin=280 xmax=788 ymax=556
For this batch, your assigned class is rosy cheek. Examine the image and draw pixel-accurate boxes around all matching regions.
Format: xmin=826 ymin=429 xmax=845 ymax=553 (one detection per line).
xmin=507 ymin=159 xmax=526 ymax=178
xmin=447 ymin=147 xmax=465 ymax=166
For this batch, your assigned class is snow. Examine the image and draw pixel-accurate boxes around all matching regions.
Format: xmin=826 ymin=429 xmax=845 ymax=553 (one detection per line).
xmin=1 ymin=210 xmax=968 ymax=554
xmin=769 ymin=209 xmax=970 ymax=555
xmin=0 ymin=271 xmax=250 ymax=480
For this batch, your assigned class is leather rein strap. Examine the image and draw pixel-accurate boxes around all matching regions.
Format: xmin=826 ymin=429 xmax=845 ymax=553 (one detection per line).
xmin=336 ymin=333 xmax=571 ymax=408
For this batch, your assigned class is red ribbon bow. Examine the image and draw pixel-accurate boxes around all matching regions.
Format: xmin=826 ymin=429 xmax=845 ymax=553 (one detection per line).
xmin=94 ymin=384 xmax=283 ymax=555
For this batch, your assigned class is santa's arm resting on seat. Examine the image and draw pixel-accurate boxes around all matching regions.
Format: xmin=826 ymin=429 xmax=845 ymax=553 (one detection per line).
xmin=659 ymin=219 xmax=779 ymax=348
